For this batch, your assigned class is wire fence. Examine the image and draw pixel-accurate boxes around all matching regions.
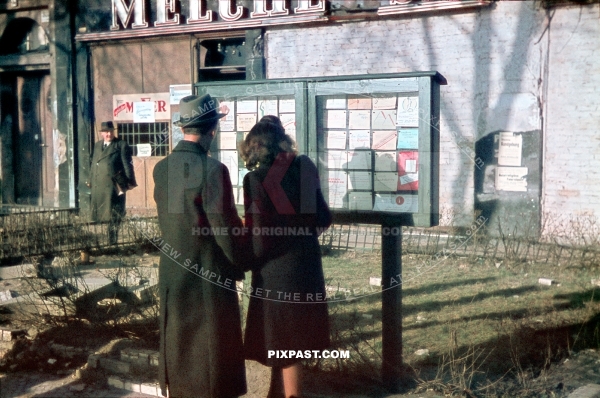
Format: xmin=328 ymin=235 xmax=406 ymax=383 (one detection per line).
xmin=1 ymin=207 xmax=599 ymax=267
xmin=0 ymin=207 xmax=159 ymax=261
xmin=318 ymin=223 xmax=600 ymax=267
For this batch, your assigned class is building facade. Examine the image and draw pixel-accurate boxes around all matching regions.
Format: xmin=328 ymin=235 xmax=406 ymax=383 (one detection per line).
xmin=1 ymin=0 xmax=598 ymax=239
xmin=0 ymin=0 xmax=74 ymax=208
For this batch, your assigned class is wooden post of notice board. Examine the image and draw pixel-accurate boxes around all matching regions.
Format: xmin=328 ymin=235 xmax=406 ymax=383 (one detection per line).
xmin=381 ymin=219 xmax=403 ymax=392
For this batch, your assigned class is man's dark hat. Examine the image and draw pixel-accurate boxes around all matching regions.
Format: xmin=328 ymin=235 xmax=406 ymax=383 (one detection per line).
xmin=100 ymin=121 xmax=115 ymax=131
xmin=176 ymin=94 xmax=226 ymax=128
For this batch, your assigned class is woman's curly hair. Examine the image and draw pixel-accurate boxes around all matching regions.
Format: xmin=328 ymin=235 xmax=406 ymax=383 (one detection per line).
xmin=239 ymin=115 xmax=297 ymax=170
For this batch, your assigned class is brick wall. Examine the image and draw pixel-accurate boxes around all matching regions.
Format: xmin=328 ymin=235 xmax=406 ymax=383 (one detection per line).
xmin=543 ymin=4 xmax=600 ymax=234
xmin=265 ymin=1 xmax=598 ymax=234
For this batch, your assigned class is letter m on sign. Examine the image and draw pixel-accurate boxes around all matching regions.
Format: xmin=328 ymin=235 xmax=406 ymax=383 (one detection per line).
xmin=111 ymin=0 xmax=148 ymax=30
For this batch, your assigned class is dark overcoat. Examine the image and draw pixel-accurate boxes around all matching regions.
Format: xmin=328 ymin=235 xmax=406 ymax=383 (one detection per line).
xmin=89 ymin=138 xmax=136 ymax=222
xmin=243 ymin=153 xmax=332 ymax=367
xmin=153 ymin=140 xmax=246 ymax=398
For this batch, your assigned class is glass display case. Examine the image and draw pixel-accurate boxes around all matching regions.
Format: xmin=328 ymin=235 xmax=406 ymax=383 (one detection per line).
xmin=196 ymin=72 xmax=443 ymax=227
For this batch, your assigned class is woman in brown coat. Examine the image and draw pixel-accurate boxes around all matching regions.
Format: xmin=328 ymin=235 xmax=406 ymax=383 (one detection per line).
xmin=240 ymin=116 xmax=332 ymax=397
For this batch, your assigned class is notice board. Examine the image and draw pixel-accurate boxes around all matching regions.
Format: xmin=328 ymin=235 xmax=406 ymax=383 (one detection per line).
xmin=196 ymin=72 xmax=443 ymax=227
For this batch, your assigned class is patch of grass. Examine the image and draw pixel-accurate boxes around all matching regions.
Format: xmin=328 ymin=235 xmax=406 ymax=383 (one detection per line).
xmin=320 ymin=249 xmax=600 ymax=395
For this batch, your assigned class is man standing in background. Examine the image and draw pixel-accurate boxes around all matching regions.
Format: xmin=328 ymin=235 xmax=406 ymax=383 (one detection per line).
xmin=89 ymin=121 xmax=136 ymax=245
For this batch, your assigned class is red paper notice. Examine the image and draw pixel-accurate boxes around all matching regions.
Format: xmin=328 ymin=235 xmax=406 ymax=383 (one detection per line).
xmin=397 ymin=151 xmax=419 ymax=191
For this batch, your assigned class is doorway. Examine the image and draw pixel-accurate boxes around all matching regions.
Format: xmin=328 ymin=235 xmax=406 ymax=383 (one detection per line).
xmin=0 ymin=72 xmax=54 ymax=206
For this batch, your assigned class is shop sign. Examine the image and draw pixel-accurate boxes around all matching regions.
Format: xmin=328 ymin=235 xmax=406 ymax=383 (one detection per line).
xmin=111 ymin=0 xmax=326 ymax=30
xmin=89 ymin=0 xmax=490 ymax=40
xmin=113 ymin=92 xmax=170 ymax=122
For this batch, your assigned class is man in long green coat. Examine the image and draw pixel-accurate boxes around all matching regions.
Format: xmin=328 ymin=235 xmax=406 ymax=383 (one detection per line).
xmin=153 ymin=94 xmax=247 ymax=397
xmin=89 ymin=121 xmax=136 ymax=244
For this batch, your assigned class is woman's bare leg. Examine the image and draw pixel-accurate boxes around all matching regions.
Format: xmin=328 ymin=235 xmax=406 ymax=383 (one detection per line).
xmin=282 ymin=363 xmax=302 ymax=398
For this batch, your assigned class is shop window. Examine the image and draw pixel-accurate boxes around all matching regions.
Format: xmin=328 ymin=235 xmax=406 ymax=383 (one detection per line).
xmin=198 ymin=37 xmax=247 ymax=81
xmin=117 ymin=122 xmax=170 ymax=157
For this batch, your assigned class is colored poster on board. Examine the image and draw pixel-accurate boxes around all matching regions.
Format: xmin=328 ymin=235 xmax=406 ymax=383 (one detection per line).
xmin=397 ymin=151 xmax=419 ymax=191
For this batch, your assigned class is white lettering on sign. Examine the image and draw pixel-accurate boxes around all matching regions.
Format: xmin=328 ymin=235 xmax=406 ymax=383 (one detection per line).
xmin=294 ymin=0 xmax=326 ymax=14
xmin=251 ymin=0 xmax=289 ymax=18
xmin=102 ymin=0 xmax=488 ymax=33
xmin=109 ymin=0 xmax=325 ymax=29
xmin=219 ymin=0 xmax=244 ymax=22
xmin=188 ymin=0 xmax=213 ymax=23
xmin=111 ymin=0 xmax=148 ymax=30
xmin=155 ymin=0 xmax=180 ymax=26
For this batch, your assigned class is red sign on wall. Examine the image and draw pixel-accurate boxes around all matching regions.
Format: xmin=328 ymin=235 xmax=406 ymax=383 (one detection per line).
xmin=113 ymin=92 xmax=170 ymax=122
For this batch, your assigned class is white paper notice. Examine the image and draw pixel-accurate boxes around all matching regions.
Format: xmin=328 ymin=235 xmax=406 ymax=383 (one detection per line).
xmin=374 ymin=172 xmax=398 ymax=192
xmin=237 ymin=100 xmax=257 ymax=113
xmin=373 ymin=194 xmax=418 ymax=213
xmin=327 ymin=170 xmax=347 ymax=209
xmin=219 ymin=101 xmax=235 ymax=131
xmin=348 ymin=130 xmax=370 ymax=149
xmin=374 ymin=151 xmax=397 ymax=172
xmin=326 ymin=130 xmax=347 ymax=149
xmin=372 ymin=131 xmax=397 ymax=150
xmin=279 ymin=113 xmax=296 ymax=141
xmin=372 ymin=96 xmax=396 ymax=110
xmin=405 ymin=159 xmax=417 ymax=173
xmin=236 ymin=187 xmax=244 ymax=205
xmin=238 ymin=167 xmax=250 ymax=185
xmin=219 ymin=132 xmax=238 ymax=150
xmin=258 ymin=98 xmax=278 ymax=119
xmin=399 ymin=173 xmax=418 ymax=185
xmin=326 ymin=151 xmax=346 ymax=169
xmin=279 ymin=98 xmax=295 ymax=113
xmin=326 ymin=110 xmax=347 ymax=129
xmin=348 ymin=171 xmax=372 ymax=190
xmin=371 ymin=110 xmax=397 ymax=130
xmin=348 ymin=110 xmax=370 ymax=129
xmin=221 ymin=151 xmax=239 ymax=185
xmin=169 ymin=84 xmax=192 ymax=105
xmin=498 ymin=132 xmax=523 ymax=166
xmin=136 ymin=143 xmax=152 ymax=157
xmin=348 ymin=192 xmax=373 ymax=211
xmin=496 ymin=166 xmax=527 ymax=192
xmin=325 ymin=98 xmax=346 ymax=109
xmin=397 ymin=96 xmax=419 ymax=127
xmin=133 ymin=101 xmax=155 ymax=123
xmin=171 ymin=113 xmax=183 ymax=148
xmin=237 ymin=114 xmax=256 ymax=132
xmin=238 ymin=169 xmax=249 ymax=186
xmin=346 ymin=150 xmax=372 ymax=170
xmin=220 ymin=119 xmax=235 ymax=132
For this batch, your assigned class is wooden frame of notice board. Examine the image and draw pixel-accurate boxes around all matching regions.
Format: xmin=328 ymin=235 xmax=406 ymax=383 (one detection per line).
xmin=195 ymin=72 xmax=444 ymax=227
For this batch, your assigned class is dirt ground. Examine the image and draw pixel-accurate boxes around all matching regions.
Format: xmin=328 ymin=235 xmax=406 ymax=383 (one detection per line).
xmin=0 ymin=251 xmax=599 ymax=397
xmin=0 ymin=348 xmax=599 ymax=397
